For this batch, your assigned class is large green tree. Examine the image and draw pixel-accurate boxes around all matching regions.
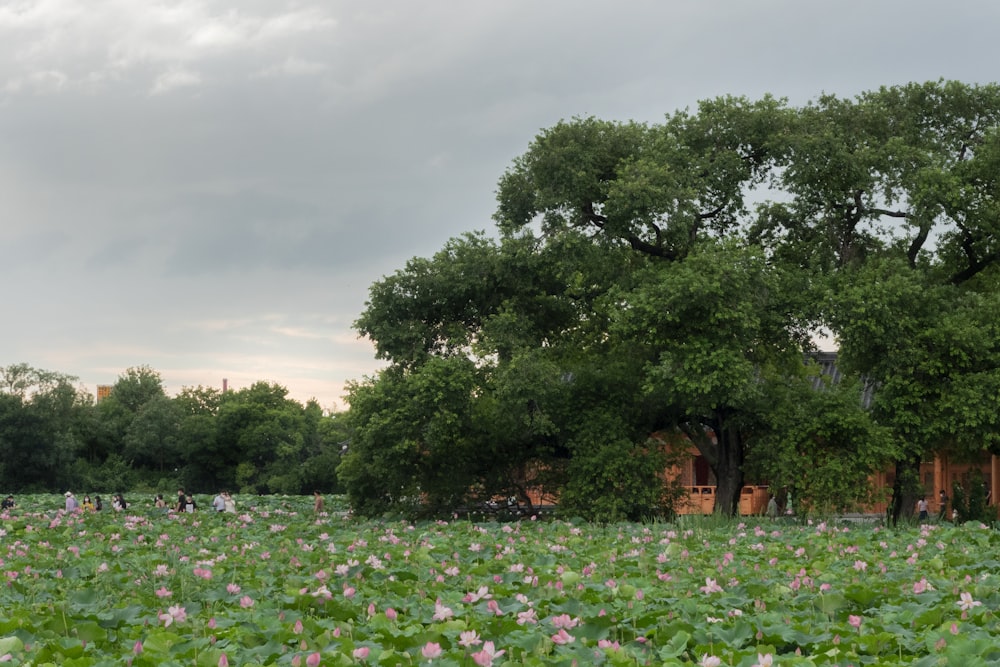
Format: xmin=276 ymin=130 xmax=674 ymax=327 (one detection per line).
xmin=492 ymin=101 xmax=803 ymax=515
xmin=347 ymin=80 xmax=1000 ymax=519
xmin=761 ymin=81 xmax=1000 ymax=521
xmin=606 ymin=241 xmax=822 ymax=514
xmin=345 ymin=227 xmax=684 ymax=519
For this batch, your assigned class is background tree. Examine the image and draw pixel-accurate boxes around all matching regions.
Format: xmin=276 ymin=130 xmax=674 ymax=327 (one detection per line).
xmin=297 ymin=403 xmax=349 ymax=494
xmin=345 ymin=228 xmax=675 ymax=519
xmin=763 ymin=81 xmax=1000 ymax=522
xmin=0 ymin=375 xmax=92 ymax=491
xmin=123 ymin=394 xmax=180 ymax=476
xmin=606 ymin=241 xmax=818 ymax=514
xmin=749 ymin=373 xmax=895 ymax=514
xmin=492 ymin=102 xmax=800 ymax=515
xmin=91 ymin=366 xmax=169 ymax=488
xmin=213 ymin=381 xmax=306 ymax=494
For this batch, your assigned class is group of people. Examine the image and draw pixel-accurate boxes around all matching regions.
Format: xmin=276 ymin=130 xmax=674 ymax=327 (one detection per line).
xmin=3 ymin=488 xmax=326 ymax=516
xmin=62 ymin=492 xmax=128 ymax=512
xmin=211 ymin=490 xmax=237 ymax=513
xmin=151 ymin=488 xmax=237 ymax=514
xmin=918 ymin=489 xmax=957 ymax=522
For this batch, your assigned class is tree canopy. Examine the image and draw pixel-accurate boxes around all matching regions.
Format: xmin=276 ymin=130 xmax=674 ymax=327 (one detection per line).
xmin=0 ymin=363 xmax=347 ymax=496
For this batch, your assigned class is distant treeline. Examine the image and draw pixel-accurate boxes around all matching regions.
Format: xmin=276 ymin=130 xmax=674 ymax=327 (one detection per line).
xmin=0 ymin=363 xmax=348 ymax=495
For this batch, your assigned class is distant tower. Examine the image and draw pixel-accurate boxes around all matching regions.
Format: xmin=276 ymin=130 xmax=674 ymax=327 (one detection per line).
xmin=96 ymin=385 xmax=113 ymax=403
xmin=223 ymin=378 xmax=228 ymax=393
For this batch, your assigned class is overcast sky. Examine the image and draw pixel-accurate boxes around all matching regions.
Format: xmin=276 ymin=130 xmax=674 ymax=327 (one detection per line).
xmin=2 ymin=1 xmax=997 ymax=410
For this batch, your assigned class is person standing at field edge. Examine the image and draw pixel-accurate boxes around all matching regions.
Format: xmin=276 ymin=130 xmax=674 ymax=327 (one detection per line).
xmin=766 ymin=495 xmax=778 ymax=520
xmin=314 ymin=491 xmax=324 ymax=513
xmin=176 ymin=488 xmax=187 ymax=513
xmin=64 ymin=491 xmax=79 ymax=512
xmin=938 ymin=489 xmax=948 ymax=521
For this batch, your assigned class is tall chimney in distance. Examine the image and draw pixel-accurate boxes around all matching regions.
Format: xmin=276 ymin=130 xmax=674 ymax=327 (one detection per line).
xmin=223 ymin=378 xmax=228 ymax=393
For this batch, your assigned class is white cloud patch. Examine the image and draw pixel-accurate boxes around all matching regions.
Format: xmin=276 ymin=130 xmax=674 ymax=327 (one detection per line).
xmin=256 ymin=56 xmax=327 ymax=78
xmin=0 ymin=0 xmax=338 ymax=94
xmin=150 ymin=67 xmax=202 ymax=95
xmin=3 ymin=68 xmax=67 ymax=93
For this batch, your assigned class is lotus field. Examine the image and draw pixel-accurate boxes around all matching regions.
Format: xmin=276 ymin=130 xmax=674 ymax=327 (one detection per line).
xmin=1 ymin=497 xmax=999 ymax=665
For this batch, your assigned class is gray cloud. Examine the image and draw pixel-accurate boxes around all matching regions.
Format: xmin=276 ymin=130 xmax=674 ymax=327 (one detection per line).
xmin=1 ymin=0 xmax=998 ymax=408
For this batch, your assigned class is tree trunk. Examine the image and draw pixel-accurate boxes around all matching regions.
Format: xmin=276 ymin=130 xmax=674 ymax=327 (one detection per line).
xmin=890 ymin=454 xmax=921 ymax=525
xmin=679 ymin=411 xmax=746 ymax=516
xmin=713 ymin=425 xmax=745 ymax=516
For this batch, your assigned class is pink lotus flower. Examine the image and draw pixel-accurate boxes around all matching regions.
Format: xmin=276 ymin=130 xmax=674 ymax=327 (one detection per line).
xmin=432 ymin=601 xmax=454 ymax=621
xmin=239 ymin=595 xmax=254 ymax=608
xmin=752 ymin=653 xmax=773 ymax=667
xmin=700 ymin=577 xmax=724 ymax=594
xmin=848 ymin=614 xmax=862 ymax=630
xmin=159 ymin=605 xmax=187 ymax=627
xmin=306 ymin=652 xmax=321 ymax=667
xmin=352 ymin=647 xmax=370 ymax=661
xmin=458 ymin=630 xmax=482 ymax=647
xmin=550 ymin=613 xmax=578 ymax=629
xmin=218 ymin=653 xmax=229 ymax=667
xmin=227 ymin=583 xmax=241 ymax=595
xmin=293 ymin=619 xmax=304 ymax=635
xmin=386 ymin=607 xmax=398 ymax=620
xmin=470 ymin=641 xmax=505 ymax=667
xmin=958 ymin=592 xmax=982 ymax=612
xmin=421 ymin=642 xmax=443 ymax=660
xmin=551 ymin=629 xmax=575 ymax=645
xmin=700 ymin=655 xmax=721 ymax=667
xmin=464 ymin=585 xmax=491 ymax=603
xmin=155 ymin=587 xmax=172 ymax=598
xmin=517 ymin=609 xmax=538 ymax=625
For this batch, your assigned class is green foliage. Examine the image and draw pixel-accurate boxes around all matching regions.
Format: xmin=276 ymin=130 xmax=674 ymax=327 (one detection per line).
xmin=749 ymin=375 xmax=896 ymax=514
xmin=952 ymin=470 xmax=992 ymax=524
xmin=0 ymin=362 xmax=347 ymax=496
xmin=1 ymin=496 xmax=1000 ymax=664
xmin=340 ymin=357 xmax=489 ymax=518
xmin=80 ymin=452 xmax=135 ymax=493
xmin=558 ymin=425 xmax=687 ymax=522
